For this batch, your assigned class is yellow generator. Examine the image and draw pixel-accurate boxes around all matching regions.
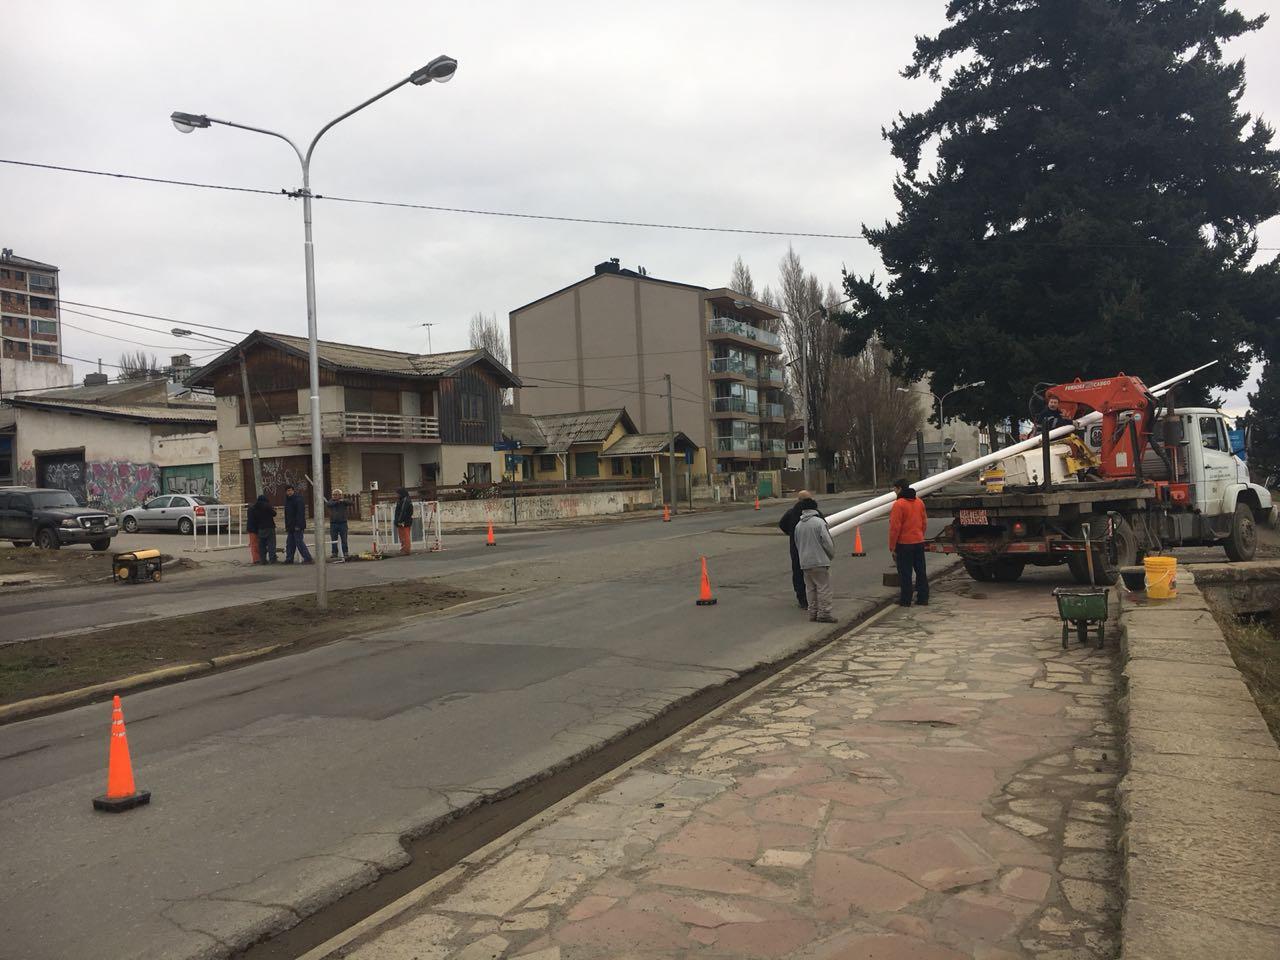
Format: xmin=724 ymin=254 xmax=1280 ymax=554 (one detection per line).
xmin=113 ymin=549 xmax=162 ymax=584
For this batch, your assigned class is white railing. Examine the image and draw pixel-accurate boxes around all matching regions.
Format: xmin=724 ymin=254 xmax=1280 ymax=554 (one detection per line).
xmin=708 ymin=316 xmax=782 ymax=348
xmin=191 ymin=503 xmax=247 ymax=552
xmin=709 ymin=356 xmax=759 ymax=377
xmin=371 ymin=499 xmax=443 ymax=554
xmin=278 ymin=412 xmax=440 ymax=443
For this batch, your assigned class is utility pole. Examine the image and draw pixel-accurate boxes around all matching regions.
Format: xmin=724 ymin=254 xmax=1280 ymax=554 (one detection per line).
xmin=801 ymin=330 xmax=810 ymax=492
xmin=869 ymin=416 xmax=877 ymax=490
xmin=665 ymin=373 xmax=677 ymax=516
xmin=239 ymin=351 xmax=264 ymax=496
xmin=419 ymin=322 xmax=435 ymax=354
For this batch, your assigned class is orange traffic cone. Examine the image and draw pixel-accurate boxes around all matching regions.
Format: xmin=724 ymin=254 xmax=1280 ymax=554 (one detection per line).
xmin=486 ymin=519 xmax=496 ymax=547
xmin=662 ymin=504 xmax=671 ymax=522
xmin=852 ymin=526 xmax=866 ymax=557
xmin=92 ymin=695 xmax=150 ymax=812
xmin=754 ymin=496 xmax=760 ymax=511
xmin=696 ymin=556 xmax=718 ymax=606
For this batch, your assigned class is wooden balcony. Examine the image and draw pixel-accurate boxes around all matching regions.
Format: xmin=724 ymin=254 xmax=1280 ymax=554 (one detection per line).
xmin=278 ymin=412 xmax=440 ymax=444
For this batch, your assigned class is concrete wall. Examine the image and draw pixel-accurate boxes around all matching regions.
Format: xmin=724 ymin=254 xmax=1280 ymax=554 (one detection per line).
xmin=438 ymin=485 xmax=656 ymax=527
xmin=0 ymin=357 xmax=73 ymax=397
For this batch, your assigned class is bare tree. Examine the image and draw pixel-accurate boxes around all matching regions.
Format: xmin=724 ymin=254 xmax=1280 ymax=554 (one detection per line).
xmin=468 ymin=311 xmax=510 ymax=367
xmin=841 ymin=339 xmax=925 ymax=484
xmin=118 ymin=351 xmax=162 ymax=381
xmin=729 ymin=256 xmax=757 ymax=300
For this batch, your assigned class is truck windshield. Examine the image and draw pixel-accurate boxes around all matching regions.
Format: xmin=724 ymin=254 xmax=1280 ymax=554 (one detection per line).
xmin=29 ymin=491 xmax=80 ymax=508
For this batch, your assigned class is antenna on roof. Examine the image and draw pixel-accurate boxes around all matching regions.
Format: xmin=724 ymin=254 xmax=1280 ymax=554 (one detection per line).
xmin=0 ymin=249 xmax=12 ymax=260
xmin=417 ymin=322 xmax=435 ymax=354
xmin=637 ymin=265 xmax=648 ymax=276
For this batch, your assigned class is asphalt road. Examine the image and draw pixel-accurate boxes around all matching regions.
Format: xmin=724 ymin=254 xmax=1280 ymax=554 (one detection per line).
xmin=0 ymin=500 xmax=922 ymax=960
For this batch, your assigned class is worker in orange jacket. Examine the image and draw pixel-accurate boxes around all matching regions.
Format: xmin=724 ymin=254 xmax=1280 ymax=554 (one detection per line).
xmin=889 ymin=478 xmax=929 ymax=607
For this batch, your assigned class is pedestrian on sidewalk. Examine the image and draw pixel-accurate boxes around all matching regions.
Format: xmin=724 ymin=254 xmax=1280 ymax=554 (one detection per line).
xmin=779 ymin=489 xmax=819 ymax=609
xmin=793 ymin=495 xmax=836 ymax=623
xmin=326 ymin=488 xmax=350 ymax=560
xmin=248 ymin=495 xmax=277 ymax=564
xmin=245 ymin=497 xmax=262 ymax=565
xmin=282 ymin=484 xmax=314 ymax=565
xmin=889 ymin=478 xmax=929 ymax=607
xmin=393 ymin=487 xmax=414 ymax=555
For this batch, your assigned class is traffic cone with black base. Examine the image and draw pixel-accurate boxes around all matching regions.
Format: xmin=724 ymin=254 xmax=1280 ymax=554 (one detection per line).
xmin=696 ymin=556 xmax=718 ymax=606
xmin=486 ymin=520 xmax=496 ymax=546
xmin=92 ymin=695 xmax=150 ymax=812
xmin=851 ymin=526 xmax=866 ymax=557
xmin=662 ymin=504 xmax=671 ymax=522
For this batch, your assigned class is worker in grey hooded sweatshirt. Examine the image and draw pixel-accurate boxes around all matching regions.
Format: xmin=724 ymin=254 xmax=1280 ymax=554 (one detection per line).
xmin=792 ymin=496 xmax=836 ymax=622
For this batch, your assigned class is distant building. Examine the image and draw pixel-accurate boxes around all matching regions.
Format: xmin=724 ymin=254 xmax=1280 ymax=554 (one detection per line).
xmin=509 ymin=260 xmax=789 ymax=493
xmin=0 ymin=250 xmax=61 ymax=364
xmin=500 ymin=407 xmax=696 ymax=482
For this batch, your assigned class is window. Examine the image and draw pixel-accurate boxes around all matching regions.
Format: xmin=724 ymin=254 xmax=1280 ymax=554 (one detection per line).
xmin=29 ymin=296 xmax=53 ymax=311
xmin=13 ymin=271 xmax=25 ymax=282
xmin=1199 ymin=416 xmax=1224 ymax=452
xmin=33 ymin=319 xmax=57 ymax=335
xmin=538 ymin=454 xmax=558 ymax=473
xmin=345 ymin=387 xmax=400 ymax=414
xmin=461 ymin=392 xmax=484 ymax=421
xmin=630 ymin=457 xmax=646 ymax=476
xmin=147 ymin=496 xmax=174 ymax=509
xmin=2 ymin=315 xmax=26 ymax=329
xmin=574 ymin=452 xmax=599 ymax=477
xmin=32 ymin=344 xmax=57 ymax=357
xmin=465 ymin=461 xmax=492 ymax=485
xmin=28 ymin=273 xmax=54 ymax=290
xmin=611 ymin=458 xmax=628 ymax=476
xmin=238 ymin=389 xmax=299 ymax=424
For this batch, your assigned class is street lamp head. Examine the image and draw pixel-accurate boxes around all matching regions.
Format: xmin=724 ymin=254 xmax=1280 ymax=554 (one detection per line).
xmin=968 ymin=380 xmax=987 ymax=389
xmin=170 ymin=111 xmax=211 ymax=134
xmin=409 ymin=55 xmax=458 ymax=85
xmin=171 ymin=328 xmax=193 ymax=337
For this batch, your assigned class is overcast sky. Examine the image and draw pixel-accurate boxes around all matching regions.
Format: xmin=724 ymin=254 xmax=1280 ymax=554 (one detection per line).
xmin=3 ymin=0 xmax=1277 ymax=407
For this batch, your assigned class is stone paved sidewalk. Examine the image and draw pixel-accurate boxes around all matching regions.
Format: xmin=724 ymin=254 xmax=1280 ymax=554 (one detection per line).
xmin=332 ymin=576 xmax=1122 ymax=960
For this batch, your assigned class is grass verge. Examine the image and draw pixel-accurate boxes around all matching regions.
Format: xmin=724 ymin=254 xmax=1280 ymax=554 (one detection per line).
xmin=0 ymin=579 xmax=478 ymax=707
xmin=1218 ymin=612 xmax=1280 ymax=745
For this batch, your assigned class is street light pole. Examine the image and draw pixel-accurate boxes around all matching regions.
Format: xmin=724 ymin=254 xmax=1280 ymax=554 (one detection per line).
xmin=665 ymin=373 xmax=677 ymax=515
xmin=171 ymin=55 xmax=458 ymax=610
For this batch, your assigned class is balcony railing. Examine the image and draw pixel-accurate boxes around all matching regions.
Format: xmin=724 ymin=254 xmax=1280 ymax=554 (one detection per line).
xmin=714 ymin=437 xmax=760 ymax=453
xmin=763 ymin=439 xmax=787 ymax=454
xmin=708 ymin=316 xmax=782 ymax=348
xmin=762 ymin=402 xmax=785 ymax=419
xmin=761 ymin=365 xmax=787 ymax=385
xmin=709 ymin=356 xmax=759 ymax=377
xmin=278 ymin=411 xmax=440 ymax=443
xmin=711 ymin=396 xmax=759 ymax=415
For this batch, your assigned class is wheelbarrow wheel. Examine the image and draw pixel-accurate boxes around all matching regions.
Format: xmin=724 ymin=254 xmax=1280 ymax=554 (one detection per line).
xmin=1096 ymin=622 xmax=1105 ymax=648
xmin=1076 ymin=621 xmax=1089 ymax=646
xmin=1061 ymin=623 xmax=1069 ymax=649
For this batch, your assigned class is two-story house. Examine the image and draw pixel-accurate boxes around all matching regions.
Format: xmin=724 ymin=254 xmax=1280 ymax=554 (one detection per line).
xmin=187 ymin=331 xmax=521 ymax=512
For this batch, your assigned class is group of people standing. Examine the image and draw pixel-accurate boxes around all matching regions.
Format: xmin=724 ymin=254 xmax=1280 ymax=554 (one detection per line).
xmin=246 ymin=484 xmax=352 ymax=565
xmin=778 ymin=479 xmax=929 ymax=616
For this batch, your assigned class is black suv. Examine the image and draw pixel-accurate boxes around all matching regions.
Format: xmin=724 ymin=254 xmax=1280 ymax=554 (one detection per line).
xmin=0 ymin=487 xmax=118 ymax=550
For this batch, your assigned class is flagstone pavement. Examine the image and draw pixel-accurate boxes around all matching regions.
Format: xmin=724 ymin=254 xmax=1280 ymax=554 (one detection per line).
xmin=337 ymin=575 xmax=1122 ymax=960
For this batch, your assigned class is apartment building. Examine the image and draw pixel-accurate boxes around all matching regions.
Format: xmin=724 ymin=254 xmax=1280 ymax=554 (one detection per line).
xmin=0 ymin=250 xmax=61 ymax=364
xmin=509 ymin=260 xmax=788 ymax=483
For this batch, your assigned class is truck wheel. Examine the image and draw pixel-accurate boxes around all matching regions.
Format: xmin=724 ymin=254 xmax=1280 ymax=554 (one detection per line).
xmin=963 ymin=560 xmax=993 ymax=582
xmin=1067 ymin=514 xmax=1136 ymax=586
xmin=34 ymin=528 xmax=61 ymax=550
xmin=1223 ymin=504 xmax=1257 ymax=562
xmin=991 ymin=559 xmax=1026 ymax=582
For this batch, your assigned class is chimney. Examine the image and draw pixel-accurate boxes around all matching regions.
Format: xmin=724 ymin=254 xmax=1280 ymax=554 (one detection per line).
xmin=594 ymin=258 xmax=621 ymax=275
xmin=84 ymin=372 xmax=109 ymax=386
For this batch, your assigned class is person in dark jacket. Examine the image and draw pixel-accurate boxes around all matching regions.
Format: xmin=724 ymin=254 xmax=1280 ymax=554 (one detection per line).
xmin=327 ymin=488 xmax=350 ymax=560
xmin=393 ymin=487 xmax=414 ymax=555
xmin=283 ymin=484 xmax=313 ymax=564
xmin=248 ymin=495 xmax=277 ymax=564
xmin=778 ymin=490 xmax=818 ymax=609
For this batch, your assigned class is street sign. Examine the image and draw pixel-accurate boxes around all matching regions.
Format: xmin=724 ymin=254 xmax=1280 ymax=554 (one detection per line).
xmin=493 ymin=439 xmax=521 ymax=451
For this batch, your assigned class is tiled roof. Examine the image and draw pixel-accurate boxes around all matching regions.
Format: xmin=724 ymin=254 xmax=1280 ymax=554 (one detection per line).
xmin=599 ymin=432 xmax=694 ymax=456
xmin=534 ymin=408 xmax=632 ymax=454
xmin=6 ymin=397 xmax=216 ymax=425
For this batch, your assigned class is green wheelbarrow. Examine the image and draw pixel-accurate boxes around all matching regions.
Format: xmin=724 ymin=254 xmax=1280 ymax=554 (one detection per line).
xmin=1052 ymin=587 xmax=1109 ymax=649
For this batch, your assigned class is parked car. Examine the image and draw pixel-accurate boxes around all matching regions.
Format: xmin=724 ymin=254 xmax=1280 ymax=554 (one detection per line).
xmin=0 ymin=487 xmax=118 ymax=550
xmin=119 ymin=495 xmax=227 ymax=535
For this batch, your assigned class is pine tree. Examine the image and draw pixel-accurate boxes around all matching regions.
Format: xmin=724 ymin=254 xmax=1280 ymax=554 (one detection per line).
xmin=840 ymin=0 xmax=1280 ymax=429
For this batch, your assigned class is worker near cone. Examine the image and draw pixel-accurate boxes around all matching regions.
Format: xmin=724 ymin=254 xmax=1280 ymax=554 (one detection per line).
xmin=792 ymin=495 xmax=836 ymax=623
xmin=778 ymin=490 xmax=820 ymax=610
xmin=889 ymin=478 xmax=929 ymax=607
xmin=393 ymin=487 xmax=414 ymax=555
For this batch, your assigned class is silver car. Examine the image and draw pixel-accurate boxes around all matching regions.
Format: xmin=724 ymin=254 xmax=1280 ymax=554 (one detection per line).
xmin=120 ymin=495 xmax=226 ymax=535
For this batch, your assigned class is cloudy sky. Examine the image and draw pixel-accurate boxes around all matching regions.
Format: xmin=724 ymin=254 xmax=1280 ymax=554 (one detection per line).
xmin=3 ymin=0 xmax=1277 ymax=406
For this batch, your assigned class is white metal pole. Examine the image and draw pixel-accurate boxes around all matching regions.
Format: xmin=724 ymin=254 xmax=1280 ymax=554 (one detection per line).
xmin=301 ymin=162 xmax=327 ymax=609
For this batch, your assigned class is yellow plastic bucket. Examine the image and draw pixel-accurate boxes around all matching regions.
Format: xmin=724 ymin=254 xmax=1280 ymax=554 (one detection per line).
xmin=1144 ymin=556 xmax=1177 ymax=600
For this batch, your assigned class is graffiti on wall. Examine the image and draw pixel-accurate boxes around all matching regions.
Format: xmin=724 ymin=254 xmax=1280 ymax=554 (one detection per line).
xmin=85 ymin=461 xmax=161 ymax=514
xmin=165 ymin=474 xmax=212 ymax=495
xmin=17 ymin=458 xmax=36 ymax=486
xmin=260 ymin=458 xmax=309 ymax=496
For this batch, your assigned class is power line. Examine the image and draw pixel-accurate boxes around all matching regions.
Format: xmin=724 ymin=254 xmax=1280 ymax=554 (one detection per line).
xmin=58 ymin=300 xmax=254 ymax=337
xmin=0 ymin=158 xmax=282 ymax=197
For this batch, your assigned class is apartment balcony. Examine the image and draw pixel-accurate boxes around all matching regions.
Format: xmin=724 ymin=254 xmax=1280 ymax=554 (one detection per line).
xmin=761 ymin=365 xmax=787 ymax=387
xmin=278 ymin=411 xmax=440 ymax=444
xmin=710 ymin=396 xmax=760 ymax=418
xmin=761 ymin=402 xmax=786 ymax=421
xmin=708 ymin=356 xmax=759 ymax=381
xmin=712 ymin=436 xmax=762 ymax=458
xmin=707 ymin=316 xmax=783 ymax=352
xmin=763 ymin=438 xmax=787 ymax=454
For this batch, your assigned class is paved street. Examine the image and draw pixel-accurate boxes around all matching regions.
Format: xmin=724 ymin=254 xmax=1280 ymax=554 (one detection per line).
xmin=0 ymin=500 xmax=922 ymax=960
xmin=333 ymin=571 xmax=1121 ymax=960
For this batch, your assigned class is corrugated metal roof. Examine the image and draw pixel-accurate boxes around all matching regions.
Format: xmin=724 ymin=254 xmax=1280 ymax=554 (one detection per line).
xmin=6 ymin=397 xmax=216 ymax=425
xmin=264 ymin=332 xmax=481 ymax=376
xmin=30 ymin=378 xmax=169 ymax=403
xmin=599 ymin=432 xmax=694 ymax=456
xmin=535 ymin=408 xmax=631 ymax=453
xmin=500 ymin=412 xmax=547 ymax=449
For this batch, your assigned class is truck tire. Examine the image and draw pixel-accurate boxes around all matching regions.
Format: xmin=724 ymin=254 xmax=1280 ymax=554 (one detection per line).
xmin=963 ymin=559 xmax=993 ymax=582
xmin=1067 ymin=514 xmax=1136 ymax=586
xmin=992 ymin=559 xmax=1026 ymax=582
xmin=34 ymin=527 xmax=61 ymax=550
xmin=1223 ymin=504 xmax=1257 ymax=562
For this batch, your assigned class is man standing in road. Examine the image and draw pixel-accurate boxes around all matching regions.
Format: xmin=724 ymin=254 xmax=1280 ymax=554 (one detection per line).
xmin=889 ymin=478 xmax=929 ymax=607
xmin=283 ymin=483 xmax=313 ymax=565
xmin=779 ymin=490 xmax=817 ymax=609
xmin=327 ymin=488 xmax=350 ymax=561
xmin=248 ymin=494 xmax=277 ymax=565
xmin=793 ymin=495 xmax=836 ymax=623
xmin=394 ymin=487 xmax=414 ymax=556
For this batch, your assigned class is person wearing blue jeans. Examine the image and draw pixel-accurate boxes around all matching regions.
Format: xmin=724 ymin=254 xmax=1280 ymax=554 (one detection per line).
xmin=327 ymin=488 xmax=350 ymax=560
xmin=283 ymin=484 xmax=313 ymax=564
